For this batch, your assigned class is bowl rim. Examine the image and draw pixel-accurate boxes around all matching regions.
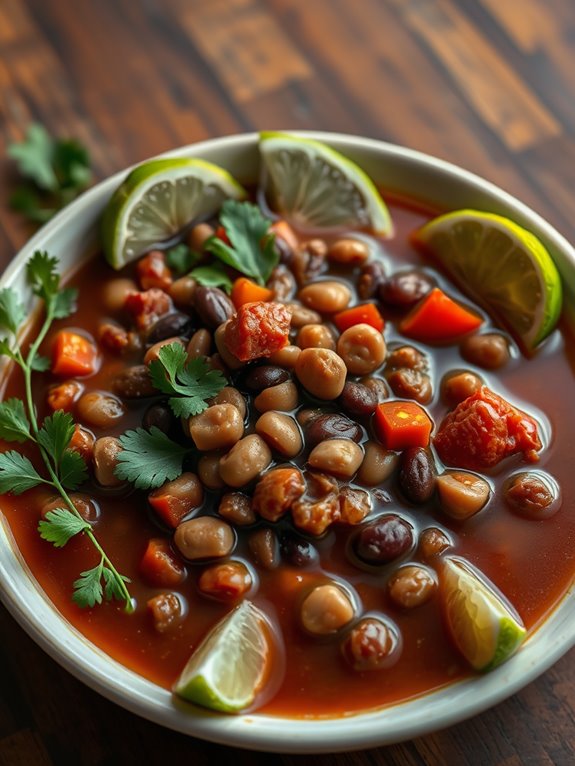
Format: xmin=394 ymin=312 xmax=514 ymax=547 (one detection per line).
xmin=0 ymin=130 xmax=574 ymax=753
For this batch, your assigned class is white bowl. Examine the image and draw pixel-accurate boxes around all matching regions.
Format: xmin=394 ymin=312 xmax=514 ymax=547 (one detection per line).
xmin=1 ymin=132 xmax=574 ymax=753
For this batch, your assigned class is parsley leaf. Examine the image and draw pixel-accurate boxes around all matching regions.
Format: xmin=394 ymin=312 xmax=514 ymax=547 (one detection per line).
xmin=53 ymin=287 xmax=78 ymax=319
xmin=103 ymin=568 xmax=131 ymax=602
xmin=165 ymin=244 xmax=200 ymax=275
xmin=59 ymin=450 xmax=88 ymax=491
xmin=38 ymin=411 xmax=75 ymax=465
xmin=30 ymin=355 xmax=51 ymax=372
xmin=0 ymin=288 xmax=26 ymax=334
xmin=115 ymin=426 xmax=190 ymax=490
xmin=0 ymin=399 xmax=32 ymax=443
xmin=38 ymin=508 xmax=89 ymax=548
xmin=149 ymin=343 xmax=226 ymax=418
xmin=73 ymin=564 xmax=105 ymax=608
xmin=0 ymin=451 xmax=46 ymax=494
xmin=205 ymin=200 xmax=278 ymax=285
xmin=190 ymin=262 xmax=233 ymax=293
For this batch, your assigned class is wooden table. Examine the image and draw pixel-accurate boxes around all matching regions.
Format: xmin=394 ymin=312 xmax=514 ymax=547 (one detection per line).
xmin=1 ymin=1 xmax=574 ymax=763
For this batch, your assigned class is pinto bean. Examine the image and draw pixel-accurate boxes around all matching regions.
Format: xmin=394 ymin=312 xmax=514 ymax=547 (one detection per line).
xmin=357 ymin=441 xmax=398 ymax=486
xmin=295 ymin=348 xmax=347 ymax=400
xmin=308 ymin=439 xmax=363 ymax=478
xmin=186 ymin=328 xmax=212 ymax=360
xmin=198 ymin=452 xmax=226 ymax=490
xmin=441 ymin=370 xmax=483 ymax=407
xmin=254 ymin=380 xmax=299 ymax=413
xmin=388 ymin=565 xmax=436 ymax=609
xmin=144 ymin=337 xmax=184 ymax=366
xmin=436 ymin=471 xmax=491 ymax=520
xmin=188 ymin=222 xmax=215 ymax=251
xmin=209 ymin=386 xmax=247 ymax=419
xmin=387 ymin=368 xmax=432 ymax=404
xmin=338 ymin=381 xmax=377 ymax=417
xmin=328 ymin=238 xmax=370 ymax=266
xmin=418 ymin=527 xmax=452 ymax=560
xmin=112 ymin=365 xmax=157 ymax=399
xmin=218 ymin=435 xmax=272 ymax=488
xmin=285 ymin=303 xmax=322 ymax=328
xmin=255 ymin=412 xmax=302 ymax=458
xmin=168 ymin=276 xmax=197 ymax=308
xmin=198 ymin=561 xmax=252 ymax=602
xmin=300 ymin=583 xmax=355 ymax=636
xmin=93 ymin=436 xmax=124 ymax=488
xmin=298 ymin=281 xmax=351 ymax=314
xmin=268 ymin=344 xmax=302 ymax=368
xmin=398 ymin=448 xmax=436 ymax=504
xmin=173 ymin=516 xmax=235 ymax=561
xmin=77 ymin=391 xmax=126 ymax=428
xmin=248 ymin=528 xmax=280 ymax=570
xmin=102 ymin=278 xmax=138 ymax=314
xmin=218 ymin=492 xmax=256 ymax=526
xmin=189 ymin=404 xmax=244 ymax=451
xmin=243 ymin=365 xmax=289 ymax=392
xmin=460 ymin=333 xmax=510 ymax=370
xmin=337 ymin=324 xmax=386 ymax=375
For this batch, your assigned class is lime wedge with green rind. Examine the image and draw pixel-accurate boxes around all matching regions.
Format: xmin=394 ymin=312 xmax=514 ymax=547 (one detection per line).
xmin=173 ymin=600 xmax=273 ymax=714
xmin=412 ymin=209 xmax=562 ymax=351
xmin=102 ymin=158 xmax=246 ymax=270
xmin=259 ymin=131 xmax=393 ymax=236
xmin=440 ymin=557 xmax=526 ymax=672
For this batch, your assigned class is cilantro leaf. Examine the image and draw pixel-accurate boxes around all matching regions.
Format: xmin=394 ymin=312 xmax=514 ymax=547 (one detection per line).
xmin=27 ymin=251 xmax=60 ymax=301
xmin=0 ymin=338 xmax=17 ymax=362
xmin=59 ymin=450 xmax=88 ymax=490
xmin=149 ymin=343 xmax=226 ymax=418
xmin=190 ymin=262 xmax=233 ymax=293
xmin=38 ymin=411 xmax=75 ymax=464
xmin=0 ymin=399 xmax=31 ymax=443
xmin=9 ymin=186 xmax=56 ymax=224
xmin=165 ymin=244 xmax=200 ymax=276
xmin=31 ymin=355 xmax=51 ymax=372
xmin=53 ymin=287 xmax=78 ymax=319
xmin=115 ymin=426 xmax=190 ymax=490
xmin=0 ymin=451 xmax=45 ymax=494
xmin=7 ymin=124 xmax=58 ymax=191
xmin=38 ymin=507 xmax=89 ymax=548
xmin=205 ymin=200 xmax=278 ymax=285
xmin=73 ymin=564 xmax=104 ymax=608
xmin=0 ymin=288 xmax=26 ymax=334
xmin=103 ymin=567 xmax=131 ymax=602
xmin=52 ymin=139 xmax=91 ymax=190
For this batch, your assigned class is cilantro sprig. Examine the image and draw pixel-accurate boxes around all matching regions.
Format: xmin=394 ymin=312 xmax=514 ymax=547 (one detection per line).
xmin=205 ymin=200 xmax=279 ymax=285
xmin=8 ymin=123 xmax=92 ymax=224
xmin=0 ymin=252 xmax=132 ymax=611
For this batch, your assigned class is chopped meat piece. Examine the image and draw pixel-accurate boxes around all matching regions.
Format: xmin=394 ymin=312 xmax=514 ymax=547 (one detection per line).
xmin=147 ymin=592 xmax=183 ymax=633
xmin=224 ymin=301 xmax=291 ymax=362
xmin=124 ymin=289 xmax=172 ymax=331
xmin=291 ymin=470 xmax=341 ymax=536
xmin=252 ymin=467 xmax=305 ymax=522
xmin=98 ymin=322 xmax=130 ymax=354
xmin=434 ymin=386 xmax=541 ymax=470
xmin=137 ymin=250 xmax=173 ymax=291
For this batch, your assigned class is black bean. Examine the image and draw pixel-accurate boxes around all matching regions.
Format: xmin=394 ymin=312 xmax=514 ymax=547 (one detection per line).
xmin=147 ymin=312 xmax=193 ymax=344
xmin=306 ymin=413 xmax=363 ymax=447
xmin=339 ymin=381 xmax=377 ymax=417
xmin=358 ymin=261 xmax=386 ymax=300
xmin=143 ymin=402 xmax=174 ymax=434
xmin=112 ymin=365 xmax=157 ymax=398
xmin=352 ymin=514 xmax=414 ymax=565
xmin=280 ymin=532 xmax=318 ymax=567
xmin=194 ymin=286 xmax=235 ymax=328
xmin=242 ymin=365 xmax=290 ymax=392
xmin=398 ymin=447 xmax=436 ymax=504
xmin=379 ymin=270 xmax=435 ymax=308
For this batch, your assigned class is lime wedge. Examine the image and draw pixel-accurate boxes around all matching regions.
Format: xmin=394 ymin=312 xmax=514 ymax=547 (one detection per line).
xmin=412 ymin=210 xmax=562 ymax=351
xmin=173 ymin=600 xmax=274 ymax=714
xmin=102 ymin=158 xmax=246 ymax=269
xmin=440 ymin=557 xmax=526 ymax=672
xmin=259 ymin=131 xmax=393 ymax=235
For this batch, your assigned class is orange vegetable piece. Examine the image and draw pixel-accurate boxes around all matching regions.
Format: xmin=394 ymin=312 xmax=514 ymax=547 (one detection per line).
xmin=46 ymin=380 xmax=83 ymax=412
xmin=374 ymin=401 xmax=433 ymax=450
xmin=231 ymin=277 xmax=274 ymax=309
xmin=271 ymin=220 xmax=299 ymax=252
xmin=52 ymin=331 xmax=98 ymax=377
xmin=334 ymin=303 xmax=385 ymax=332
xmin=399 ymin=288 xmax=482 ymax=342
xmin=139 ymin=539 xmax=186 ymax=587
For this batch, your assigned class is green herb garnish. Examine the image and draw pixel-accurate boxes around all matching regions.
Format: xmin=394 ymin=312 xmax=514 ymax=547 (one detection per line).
xmin=0 ymin=252 xmax=132 ymax=611
xmin=8 ymin=124 xmax=91 ymax=224
xmin=165 ymin=243 xmax=201 ymax=276
xmin=115 ymin=427 xmax=191 ymax=490
xmin=205 ymin=200 xmax=278 ymax=285
xmin=189 ymin=262 xmax=233 ymax=293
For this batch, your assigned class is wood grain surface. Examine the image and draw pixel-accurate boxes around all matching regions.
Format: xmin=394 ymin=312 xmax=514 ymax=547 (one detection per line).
xmin=1 ymin=1 xmax=574 ymax=763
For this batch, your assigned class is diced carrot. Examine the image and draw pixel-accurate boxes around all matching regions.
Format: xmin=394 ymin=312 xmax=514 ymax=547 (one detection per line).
xmin=271 ymin=220 xmax=299 ymax=252
xmin=334 ymin=303 xmax=385 ymax=332
xmin=231 ymin=277 xmax=274 ymax=309
xmin=52 ymin=331 xmax=98 ymax=377
xmin=46 ymin=380 xmax=83 ymax=412
xmin=148 ymin=474 xmax=203 ymax=528
xmin=139 ymin=539 xmax=186 ymax=587
xmin=399 ymin=288 xmax=483 ymax=342
xmin=374 ymin=401 xmax=433 ymax=450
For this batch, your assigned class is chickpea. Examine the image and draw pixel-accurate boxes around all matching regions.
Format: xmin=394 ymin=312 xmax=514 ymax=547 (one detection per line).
xmin=214 ymin=321 xmax=244 ymax=370
xmin=218 ymin=435 xmax=272 ymax=488
xmin=357 ymin=441 xmax=398 ymax=486
xmin=300 ymin=583 xmax=355 ymax=636
xmin=297 ymin=323 xmax=336 ymax=351
xmin=209 ymin=386 xmax=247 ymax=419
xmin=188 ymin=222 xmax=215 ymax=251
xmin=341 ymin=618 xmax=401 ymax=671
xmin=144 ymin=337 xmax=184 ymax=365
xmin=295 ymin=348 xmax=347 ymax=400
xmin=218 ymin=492 xmax=256 ymax=525
xmin=248 ymin=528 xmax=280 ymax=570
xmin=337 ymin=324 xmax=386 ymax=375
xmin=286 ymin=303 xmax=323 ymax=328
xmin=168 ymin=276 xmax=197 ymax=308
xmin=254 ymin=380 xmax=299 ymax=413
xmin=189 ymin=404 xmax=244 ymax=451
xmin=198 ymin=561 xmax=253 ymax=602
xmin=255 ymin=412 xmax=302 ymax=458
xmin=268 ymin=344 xmax=301 ymax=368
xmin=198 ymin=452 xmax=226 ymax=490
xmin=328 ymin=238 xmax=370 ymax=266
xmin=102 ymin=277 xmax=138 ymax=314
xmin=173 ymin=516 xmax=235 ymax=561
xmin=308 ymin=439 xmax=363 ymax=479
xmin=441 ymin=370 xmax=483 ymax=407
xmin=460 ymin=333 xmax=510 ymax=370
xmin=186 ymin=328 xmax=212 ymax=360
xmin=436 ymin=471 xmax=491 ymax=520
xmin=77 ymin=391 xmax=126 ymax=429
xmin=298 ymin=281 xmax=352 ymax=314
xmin=388 ymin=565 xmax=436 ymax=609
xmin=418 ymin=527 xmax=452 ymax=560
xmin=93 ymin=436 xmax=124 ymax=488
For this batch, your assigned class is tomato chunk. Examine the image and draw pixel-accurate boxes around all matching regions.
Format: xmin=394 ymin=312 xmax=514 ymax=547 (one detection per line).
xmin=434 ymin=386 xmax=541 ymax=470
xmin=52 ymin=331 xmax=98 ymax=377
xmin=231 ymin=277 xmax=274 ymax=309
xmin=124 ymin=289 xmax=172 ymax=331
xmin=374 ymin=401 xmax=433 ymax=449
xmin=140 ymin=539 xmax=186 ymax=587
xmin=137 ymin=250 xmax=173 ymax=291
xmin=334 ymin=303 xmax=385 ymax=332
xmin=400 ymin=288 xmax=482 ymax=342
xmin=224 ymin=301 xmax=291 ymax=362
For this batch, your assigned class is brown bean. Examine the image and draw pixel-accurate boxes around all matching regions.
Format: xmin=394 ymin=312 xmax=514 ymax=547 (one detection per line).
xmin=338 ymin=381 xmax=377 ymax=417
xmin=357 ymin=441 xmax=398 ymax=486
xmin=298 ymin=281 xmax=352 ymax=314
xmin=437 ymin=471 xmax=491 ymax=520
xmin=93 ymin=436 xmax=124 ymax=487
xmin=252 ymin=467 xmax=305 ymax=522
xmin=144 ymin=337 xmax=184 ymax=365
xmin=328 ymin=238 xmax=370 ymax=266
xmin=386 ymin=345 xmax=428 ymax=371
xmin=387 ymin=368 xmax=432 ymax=404
xmin=209 ymin=386 xmax=247 ymax=419
xmin=198 ymin=452 xmax=226 ymax=490
xmin=460 ymin=333 xmax=510 ymax=370
xmin=255 ymin=412 xmax=302 ymax=458
xmin=214 ymin=322 xmax=244 ymax=370
xmin=188 ymin=222 xmax=215 ymax=251
xmin=388 ymin=565 xmax=436 ymax=609
xmin=300 ymin=583 xmax=355 ymax=635
xmin=285 ymin=303 xmax=322 ymax=328
xmin=267 ymin=344 xmax=301 ymax=368
xmin=102 ymin=278 xmax=138 ymax=314
xmin=40 ymin=492 xmax=100 ymax=523
xmin=379 ymin=270 xmax=434 ymax=307
xmin=292 ymin=239 xmax=328 ymax=285
xmin=147 ymin=312 xmax=193 ymax=344
xmin=112 ymin=365 xmax=157 ymax=399
xmin=360 ymin=376 xmax=389 ymax=403
xmin=189 ymin=404 xmax=244 ymax=451
xmin=186 ymin=328 xmax=212 ymax=360
xmin=352 ymin=514 xmax=414 ymax=565
xmin=173 ymin=516 xmax=235 ymax=561
xmin=280 ymin=532 xmax=319 ymax=567
xmin=341 ymin=617 xmax=400 ymax=671
xmin=295 ymin=348 xmax=347 ymax=400
xmin=308 ymin=439 xmax=363 ymax=478
xmin=296 ymin=408 xmax=323 ymax=427
xmin=267 ymin=265 xmax=296 ymax=302
xmin=357 ymin=261 xmax=386 ymax=300
xmin=503 ymin=471 xmax=561 ymax=520
xmin=218 ymin=434 xmax=272 ymax=487
xmin=243 ymin=365 xmax=289 ymax=392
xmin=254 ymin=380 xmax=299 ymax=413
xmin=218 ymin=492 xmax=256 ymax=525
xmin=337 ymin=324 xmax=386 ymax=375
xmin=143 ymin=402 xmax=174 ymax=434
xmin=194 ymin=286 xmax=235 ymax=328
xmin=77 ymin=391 xmax=126 ymax=428
xmin=306 ymin=413 xmax=363 ymax=446
xmin=198 ymin=561 xmax=252 ymax=602
xmin=297 ymin=324 xmax=336 ymax=350
xmin=168 ymin=276 xmax=197 ymax=308
xmin=248 ymin=528 xmax=280 ymax=570
xmin=440 ymin=369 xmax=483 ymax=407
xmin=398 ymin=448 xmax=436 ymax=504
xmin=418 ymin=527 xmax=452 ymax=560
xmin=147 ymin=592 xmax=184 ymax=634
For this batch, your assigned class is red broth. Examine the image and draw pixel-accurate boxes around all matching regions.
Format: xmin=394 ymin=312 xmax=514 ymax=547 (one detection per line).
xmin=1 ymin=196 xmax=574 ymax=717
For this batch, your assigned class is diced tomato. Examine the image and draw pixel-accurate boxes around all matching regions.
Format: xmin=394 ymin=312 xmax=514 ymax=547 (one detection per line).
xmin=224 ymin=301 xmax=291 ymax=362
xmin=46 ymin=379 xmax=83 ymax=412
xmin=434 ymin=386 xmax=541 ymax=470
xmin=215 ymin=225 xmax=231 ymax=245
xmin=140 ymin=539 xmax=186 ymax=587
xmin=399 ymin=288 xmax=483 ymax=342
xmin=374 ymin=401 xmax=433 ymax=450
xmin=334 ymin=303 xmax=385 ymax=332
xmin=124 ymin=289 xmax=172 ymax=331
xmin=68 ymin=424 xmax=96 ymax=463
xmin=148 ymin=473 xmax=204 ymax=529
xmin=52 ymin=331 xmax=98 ymax=377
xmin=231 ymin=277 xmax=274 ymax=309
xmin=137 ymin=250 xmax=173 ymax=291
